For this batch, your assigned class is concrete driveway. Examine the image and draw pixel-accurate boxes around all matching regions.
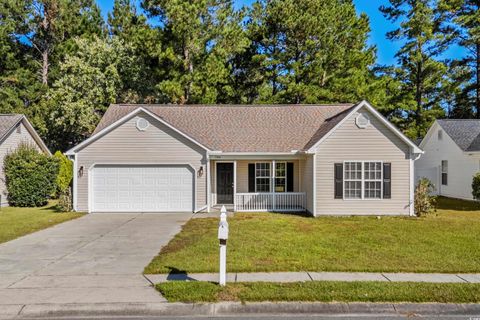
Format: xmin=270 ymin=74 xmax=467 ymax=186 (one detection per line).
xmin=0 ymin=213 xmax=192 ymax=306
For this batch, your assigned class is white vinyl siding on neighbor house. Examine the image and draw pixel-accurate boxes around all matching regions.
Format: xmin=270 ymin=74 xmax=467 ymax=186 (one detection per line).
xmin=416 ymin=122 xmax=479 ymax=200
xmin=75 ymin=113 xmax=207 ymax=212
xmin=314 ymin=107 xmax=412 ymax=216
xmin=0 ymin=121 xmax=42 ymax=206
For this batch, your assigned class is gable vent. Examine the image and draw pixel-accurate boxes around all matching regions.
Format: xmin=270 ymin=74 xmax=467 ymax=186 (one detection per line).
xmin=136 ymin=117 xmax=150 ymax=131
xmin=355 ymin=113 xmax=370 ymax=129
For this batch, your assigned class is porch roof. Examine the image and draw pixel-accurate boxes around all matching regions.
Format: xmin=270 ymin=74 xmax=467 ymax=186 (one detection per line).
xmin=92 ymin=103 xmax=356 ymax=153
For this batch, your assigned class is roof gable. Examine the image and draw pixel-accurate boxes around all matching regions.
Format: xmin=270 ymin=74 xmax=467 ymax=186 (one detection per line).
xmin=434 ymin=120 xmax=480 ymax=152
xmin=0 ymin=114 xmax=50 ymax=155
xmin=67 ymin=101 xmax=421 ymax=155
xmin=306 ymin=101 xmax=423 ymax=154
xmin=82 ymin=103 xmax=355 ymax=153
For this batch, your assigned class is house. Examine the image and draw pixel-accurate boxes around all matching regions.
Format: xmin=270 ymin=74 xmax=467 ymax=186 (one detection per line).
xmin=0 ymin=115 xmax=51 ymax=206
xmin=65 ymin=101 xmax=423 ymax=216
xmin=416 ymin=119 xmax=480 ymax=200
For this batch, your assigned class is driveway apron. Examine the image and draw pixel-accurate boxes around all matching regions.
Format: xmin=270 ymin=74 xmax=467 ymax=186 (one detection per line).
xmin=0 ymin=213 xmax=192 ymax=305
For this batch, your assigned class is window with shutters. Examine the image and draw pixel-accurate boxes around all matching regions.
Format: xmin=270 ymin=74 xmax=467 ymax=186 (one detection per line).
xmin=343 ymin=161 xmax=384 ymax=200
xmin=255 ymin=162 xmax=271 ymax=192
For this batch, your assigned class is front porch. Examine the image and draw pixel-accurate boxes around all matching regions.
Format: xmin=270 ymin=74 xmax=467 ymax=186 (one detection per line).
xmin=209 ymin=159 xmax=308 ymax=213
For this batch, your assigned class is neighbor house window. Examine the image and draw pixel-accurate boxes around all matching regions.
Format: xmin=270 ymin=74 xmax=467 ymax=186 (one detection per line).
xmin=344 ymin=162 xmax=362 ymax=199
xmin=438 ymin=129 xmax=443 ymax=140
xmin=344 ymin=161 xmax=383 ymax=199
xmin=255 ymin=162 xmax=271 ymax=192
xmin=275 ymin=162 xmax=286 ymax=192
xmin=441 ymin=160 xmax=448 ymax=185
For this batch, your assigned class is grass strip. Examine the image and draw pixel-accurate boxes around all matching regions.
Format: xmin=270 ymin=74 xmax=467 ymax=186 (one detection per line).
xmin=157 ymin=281 xmax=480 ymax=303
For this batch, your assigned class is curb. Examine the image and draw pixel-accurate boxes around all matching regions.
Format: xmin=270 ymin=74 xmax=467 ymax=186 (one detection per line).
xmin=6 ymin=302 xmax=480 ymax=318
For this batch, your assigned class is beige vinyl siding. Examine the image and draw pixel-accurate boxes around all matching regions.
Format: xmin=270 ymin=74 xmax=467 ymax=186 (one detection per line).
xmin=315 ymin=107 xmax=411 ymax=216
xmin=76 ymin=113 xmax=207 ymax=212
xmin=0 ymin=121 xmax=42 ymax=206
xmin=235 ymin=160 xmax=300 ymax=193
xmin=300 ymin=155 xmax=314 ymax=214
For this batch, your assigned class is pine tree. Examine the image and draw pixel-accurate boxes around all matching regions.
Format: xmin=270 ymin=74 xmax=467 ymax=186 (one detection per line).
xmin=142 ymin=0 xmax=249 ymax=104
xmin=240 ymin=0 xmax=377 ymax=104
xmin=24 ymin=0 xmax=104 ymax=86
xmin=381 ymin=0 xmax=447 ymax=139
xmin=108 ymin=0 xmax=160 ymax=102
xmin=438 ymin=0 xmax=480 ymax=118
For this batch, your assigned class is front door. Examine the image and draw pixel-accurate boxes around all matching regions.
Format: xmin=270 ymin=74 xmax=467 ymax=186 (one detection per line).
xmin=217 ymin=163 xmax=234 ymax=204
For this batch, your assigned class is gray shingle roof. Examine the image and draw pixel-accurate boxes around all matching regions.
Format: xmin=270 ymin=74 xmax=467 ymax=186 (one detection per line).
xmin=0 ymin=114 xmax=23 ymax=142
xmin=437 ymin=119 xmax=480 ymax=151
xmin=92 ymin=104 xmax=357 ymax=152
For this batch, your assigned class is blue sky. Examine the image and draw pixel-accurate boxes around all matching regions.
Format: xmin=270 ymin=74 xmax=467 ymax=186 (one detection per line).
xmin=96 ymin=0 xmax=465 ymax=66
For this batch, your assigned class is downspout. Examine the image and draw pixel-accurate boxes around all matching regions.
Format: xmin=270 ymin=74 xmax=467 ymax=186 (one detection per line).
xmin=409 ymin=150 xmax=422 ymax=216
xmin=206 ymin=156 xmax=211 ymax=213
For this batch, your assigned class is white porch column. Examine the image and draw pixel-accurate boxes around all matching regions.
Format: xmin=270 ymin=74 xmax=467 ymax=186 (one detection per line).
xmin=233 ymin=160 xmax=237 ymax=211
xmin=206 ymin=158 xmax=211 ymax=212
xmin=272 ymin=160 xmax=276 ymax=210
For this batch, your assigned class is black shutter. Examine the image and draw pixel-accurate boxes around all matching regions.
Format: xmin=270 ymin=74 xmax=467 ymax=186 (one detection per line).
xmin=248 ymin=163 xmax=255 ymax=192
xmin=287 ymin=162 xmax=294 ymax=192
xmin=383 ymin=163 xmax=391 ymax=199
xmin=334 ymin=163 xmax=343 ymax=199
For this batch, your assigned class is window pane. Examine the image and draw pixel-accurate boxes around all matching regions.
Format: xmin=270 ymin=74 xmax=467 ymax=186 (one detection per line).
xmin=275 ymin=178 xmax=285 ymax=192
xmin=344 ymin=162 xmax=362 ymax=199
xmin=256 ymin=178 xmax=270 ymax=192
xmin=275 ymin=162 xmax=286 ymax=177
xmin=365 ymin=181 xmax=381 ymax=199
xmin=255 ymin=163 xmax=270 ymax=177
xmin=345 ymin=181 xmax=361 ymax=199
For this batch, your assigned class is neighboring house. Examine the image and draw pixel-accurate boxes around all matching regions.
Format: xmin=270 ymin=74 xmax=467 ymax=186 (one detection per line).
xmin=0 ymin=115 xmax=51 ymax=206
xmin=65 ymin=101 xmax=423 ymax=216
xmin=416 ymin=119 xmax=480 ymax=200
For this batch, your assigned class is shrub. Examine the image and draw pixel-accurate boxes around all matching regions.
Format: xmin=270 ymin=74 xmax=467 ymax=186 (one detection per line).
xmin=53 ymin=151 xmax=73 ymax=196
xmin=414 ymin=178 xmax=437 ymax=217
xmin=4 ymin=143 xmax=59 ymax=207
xmin=472 ymin=173 xmax=480 ymax=200
xmin=58 ymin=188 xmax=73 ymax=212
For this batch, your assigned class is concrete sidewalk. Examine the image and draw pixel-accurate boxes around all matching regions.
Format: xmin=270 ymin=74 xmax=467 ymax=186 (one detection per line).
xmin=145 ymin=271 xmax=480 ymax=284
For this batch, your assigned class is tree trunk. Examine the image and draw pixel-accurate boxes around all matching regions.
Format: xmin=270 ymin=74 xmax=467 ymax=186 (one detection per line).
xmin=476 ymin=42 xmax=480 ymax=118
xmin=42 ymin=49 xmax=49 ymax=86
xmin=183 ymin=45 xmax=193 ymax=104
xmin=415 ymin=60 xmax=423 ymax=125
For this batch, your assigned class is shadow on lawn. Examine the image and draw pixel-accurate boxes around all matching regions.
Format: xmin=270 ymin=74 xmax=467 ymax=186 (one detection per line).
xmin=436 ymin=196 xmax=480 ymax=211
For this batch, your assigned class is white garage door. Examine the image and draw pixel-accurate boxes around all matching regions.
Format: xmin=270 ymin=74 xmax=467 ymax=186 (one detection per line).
xmin=92 ymin=165 xmax=194 ymax=212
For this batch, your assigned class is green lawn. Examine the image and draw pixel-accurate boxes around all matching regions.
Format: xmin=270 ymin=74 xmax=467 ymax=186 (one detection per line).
xmin=157 ymin=281 xmax=480 ymax=303
xmin=145 ymin=197 xmax=480 ymax=274
xmin=0 ymin=201 xmax=83 ymax=244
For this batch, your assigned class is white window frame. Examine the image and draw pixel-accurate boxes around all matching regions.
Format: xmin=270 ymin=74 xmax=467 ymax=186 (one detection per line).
xmin=343 ymin=161 xmax=362 ymax=200
xmin=274 ymin=161 xmax=287 ymax=193
xmin=441 ymin=160 xmax=448 ymax=186
xmin=343 ymin=160 xmax=384 ymax=200
xmin=255 ymin=162 xmax=271 ymax=193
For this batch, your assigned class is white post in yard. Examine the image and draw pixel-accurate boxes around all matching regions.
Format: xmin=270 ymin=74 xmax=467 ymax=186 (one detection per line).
xmin=218 ymin=205 xmax=229 ymax=286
